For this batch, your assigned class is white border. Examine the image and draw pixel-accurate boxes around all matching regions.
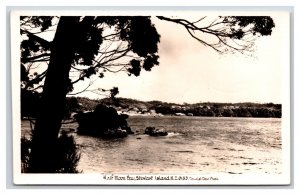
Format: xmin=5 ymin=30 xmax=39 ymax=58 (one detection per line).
xmin=11 ymin=8 xmax=291 ymax=186
xmin=2 ymin=0 xmax=299 ymax=194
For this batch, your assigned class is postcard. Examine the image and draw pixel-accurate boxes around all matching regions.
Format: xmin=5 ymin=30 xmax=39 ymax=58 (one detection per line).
xmin=11 ymin=8 xmax=291 ymax=185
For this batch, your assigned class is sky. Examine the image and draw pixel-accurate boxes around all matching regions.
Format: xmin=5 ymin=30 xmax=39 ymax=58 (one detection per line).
xmin=24 ymin=11 xmax=290 ymax=104
xmin=69 ymin=12 xmax=289 ymax=104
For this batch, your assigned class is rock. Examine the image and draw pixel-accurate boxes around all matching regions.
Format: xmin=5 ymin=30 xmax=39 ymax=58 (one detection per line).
xmin=145 ymin=126 xmax=156 ymax=135
xmin=103 ymin=128 xmax=128 ymax=138
xmin=156 ymin=129 xmax=168 ymax=136
xmin=144 ymin=126 xmax=168 ymax=136
xmin=124 ymin=126 xmax=134 ymax=134
xmin=75 ymin=104 xmax=133 ymax=138
xmin=69 ymin=128 xmax=76 ymax=132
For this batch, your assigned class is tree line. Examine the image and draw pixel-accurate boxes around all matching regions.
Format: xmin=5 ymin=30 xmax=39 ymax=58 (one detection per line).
xmin=21 ymin=94 xmax=281 ymax=119
xmin=101 ymin=97 xmax=282 ymax=118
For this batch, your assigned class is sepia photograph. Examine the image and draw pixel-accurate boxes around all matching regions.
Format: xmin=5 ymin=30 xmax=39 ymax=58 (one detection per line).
xmin=11 ymin=9 xmax=291 ymax=185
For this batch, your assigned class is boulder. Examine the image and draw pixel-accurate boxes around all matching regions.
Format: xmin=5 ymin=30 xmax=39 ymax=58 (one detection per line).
xmin=144 ymin=126 xmax=168 ymax=136
xmin=103 ymin=128 xmax=128 ymax=138
xmin=74 ymin=104 xmax=133 ymax=138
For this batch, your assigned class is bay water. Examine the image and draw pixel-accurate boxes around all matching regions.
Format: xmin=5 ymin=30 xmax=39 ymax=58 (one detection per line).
xmin=73 ymin=116 xmax=282 ymax=175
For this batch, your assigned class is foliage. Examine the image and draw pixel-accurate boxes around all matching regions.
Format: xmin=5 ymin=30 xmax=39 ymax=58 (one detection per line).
xmin=91 ymin=97 xmax=281 ymax=118
xmin=55 ymin=132 xmax=81 ymax=173
xmin=21 ymin=89 xmax=41 ymax=118
xmin=21 ymin=136 xmax=31 ymax=173
xmin=157 ymin=16 xmax=275 ymax=54
xmin=20 ymin=16 xmax=275 ymax=94
xmin=20 ymin=16 xmax=161 ymax=94
xmin=21 ymin=93 xmax=80 ymax=119
xmin=22 ymin=93 xmax=281 ymax=120
xmin=21 ymin=132 xmax=81 ymax=173
xmin=64 ymin=97 xmax=80 ymax=119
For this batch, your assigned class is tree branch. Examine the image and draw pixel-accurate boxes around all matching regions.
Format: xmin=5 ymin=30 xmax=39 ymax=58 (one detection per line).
xmin=21 ymin=29 xmax=52 ymax=49
xmin=156 ymin=16 xmax=264 ymax=54
xmin=22 ymin=53 xmax=51 ymax=63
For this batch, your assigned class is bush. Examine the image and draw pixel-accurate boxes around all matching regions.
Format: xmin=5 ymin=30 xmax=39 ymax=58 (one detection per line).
xmin=21 ymin=136 xmax=31 ymax=173
xmin=21 ymin=132 xmax=81 ymax=173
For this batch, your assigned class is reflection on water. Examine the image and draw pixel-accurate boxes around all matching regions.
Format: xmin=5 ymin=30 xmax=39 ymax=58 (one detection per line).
xmin=74 ymin=116 xmax=282 ymax=175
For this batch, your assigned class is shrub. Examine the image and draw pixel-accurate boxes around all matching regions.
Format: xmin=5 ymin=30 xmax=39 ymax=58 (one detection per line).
xmin=21 ymin=132 xmax=81 ymax=173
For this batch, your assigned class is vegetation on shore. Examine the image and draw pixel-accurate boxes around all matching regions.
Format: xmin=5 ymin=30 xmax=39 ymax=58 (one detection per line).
xmin=21 ymin=132 xmax=81 ymax=173
xmin=21 ymin=93 xmax=282 ymax=119
xmin=70 ymin=97 xmax=282 ymax=118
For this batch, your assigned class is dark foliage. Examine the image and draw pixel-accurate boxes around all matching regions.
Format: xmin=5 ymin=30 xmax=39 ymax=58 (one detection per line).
xmin=21 ymin=64 xmax=28 ymax=81
xmin=21 ymin=89 xmax=41 ymax=118
xmin=229 ymin=16 xmax=275 ymax=36
xmin=21 ymin=92 xmax=80 ymax=119
xmin=64 ymin=97 xmax=80 ymax=119
xmin=21 ymin=16 xmax=161 ymax=92
xmin=21 ymin=136 xmax=31 ymax=172
xmin=21 ymin=132 xmax=81 ymax=173
xmin=157 ymin=16 xmax=275 ymax=54
xmin=128 ymin=59 xmax=141 ymax=76
xmin=73 ymin=97 xmax=282 ymax=118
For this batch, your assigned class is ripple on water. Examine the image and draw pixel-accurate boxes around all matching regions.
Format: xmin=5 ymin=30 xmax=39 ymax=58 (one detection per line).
xmin=172 ymin=150 xmax=194 ymax=153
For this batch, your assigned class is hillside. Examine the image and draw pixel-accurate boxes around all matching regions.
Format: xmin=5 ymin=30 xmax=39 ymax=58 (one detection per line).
xmin=70 ymin=97 xmax=282 ymax=118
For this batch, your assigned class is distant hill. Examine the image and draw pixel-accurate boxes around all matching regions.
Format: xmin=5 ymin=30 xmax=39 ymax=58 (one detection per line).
xmin=69 ymin=97 xmax=281 ymax=118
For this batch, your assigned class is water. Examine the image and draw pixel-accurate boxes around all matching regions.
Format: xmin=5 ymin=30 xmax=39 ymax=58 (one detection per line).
xmin=72 ymin=116 xmax=282 ymax=175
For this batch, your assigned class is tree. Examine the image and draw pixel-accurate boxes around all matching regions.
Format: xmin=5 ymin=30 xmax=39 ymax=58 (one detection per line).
xmin=21 ymin=16 xmax=161 ymax=172
xmin=157 ymin=16 xmax=275 ymax=55
xmin=21 ymin=16 xmax=160 ymax=93
xmin=20 ymin=15 xmax=275 ymax=172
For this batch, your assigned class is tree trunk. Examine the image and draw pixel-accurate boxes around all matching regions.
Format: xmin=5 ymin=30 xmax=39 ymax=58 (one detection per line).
xmin=29 ymin=16 xmax=80 ymax=173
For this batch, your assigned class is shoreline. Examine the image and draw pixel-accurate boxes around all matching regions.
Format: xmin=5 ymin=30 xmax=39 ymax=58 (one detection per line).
xmin=117 ymin=111 xmax=281 ymax=119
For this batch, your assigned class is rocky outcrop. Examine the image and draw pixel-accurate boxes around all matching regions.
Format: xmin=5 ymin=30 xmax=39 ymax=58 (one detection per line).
xmin=74 ymin=104 xmax=134 ymax=138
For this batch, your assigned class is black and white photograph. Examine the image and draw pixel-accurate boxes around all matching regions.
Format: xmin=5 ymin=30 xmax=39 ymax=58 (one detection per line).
xmin=11 ymin=9 xmax=290 ymax=185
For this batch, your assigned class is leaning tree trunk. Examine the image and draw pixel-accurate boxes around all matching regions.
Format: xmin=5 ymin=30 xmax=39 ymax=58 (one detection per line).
xmin=29 ymin=17 xmax=80 ymax=173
